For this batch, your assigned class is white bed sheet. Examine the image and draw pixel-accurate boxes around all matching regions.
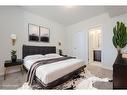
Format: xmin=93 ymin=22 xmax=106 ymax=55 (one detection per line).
xmin=24 ymin=56 xmax=85 ymax=84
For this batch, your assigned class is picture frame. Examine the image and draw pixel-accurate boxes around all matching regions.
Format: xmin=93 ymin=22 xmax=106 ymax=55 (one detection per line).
xmin=28 ymin=23 xmax=50 ymax=42
xmin=39 ymin=26 xmax=50 ymax=42
xmin=28 ymin=23 xmax=40 ymax=42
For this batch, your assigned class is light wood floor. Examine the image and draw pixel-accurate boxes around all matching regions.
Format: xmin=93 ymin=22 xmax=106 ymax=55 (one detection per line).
xmin=0 ymin=64 xmax=112 ymax=89
xmin=87 ymin=63 xmax=112 ymax=79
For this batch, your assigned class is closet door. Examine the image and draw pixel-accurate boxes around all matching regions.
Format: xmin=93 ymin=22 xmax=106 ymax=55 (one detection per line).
xmin=72 ymin=31 xmax=84 ymax=60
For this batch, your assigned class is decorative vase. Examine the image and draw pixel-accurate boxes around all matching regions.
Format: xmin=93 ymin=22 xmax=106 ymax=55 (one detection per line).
xmin=11 ymin=55 xmax=17 ymax=62
xmin=117 ymin=46 xmax=121 ymax=53
xmin=116 ymin=47 xmax=123 ymax=60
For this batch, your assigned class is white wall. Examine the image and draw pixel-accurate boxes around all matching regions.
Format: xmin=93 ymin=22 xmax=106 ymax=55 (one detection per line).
xmin=65 ymin=13 xmax=127 ymax=70
xmin=0 ymin=7 xmax=66 ymax=75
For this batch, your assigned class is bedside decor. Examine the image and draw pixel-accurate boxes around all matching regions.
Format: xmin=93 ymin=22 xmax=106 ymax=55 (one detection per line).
xmin=58 ymin=41 xmax=63 ymax=55
xmin=59 ymin=49 xmax=63 ymax=56
xmin=10 ymin=34 xmax=17 ymax=62
xmin=112 ymin=21 xmax=127 ymax=56
xmin=10 ymin=34 xmax=16 ymax=46
xmin=11 ymin=50 xmax=17 ymax=62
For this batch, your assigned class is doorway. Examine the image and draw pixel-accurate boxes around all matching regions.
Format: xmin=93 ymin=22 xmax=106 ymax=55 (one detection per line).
xmin=88 ymin=26 xmax=102 ymax=66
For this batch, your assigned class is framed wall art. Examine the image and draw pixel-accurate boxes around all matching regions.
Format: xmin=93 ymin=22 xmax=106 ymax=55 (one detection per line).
xmin=28 ymin=23 xmax=50 ymax=42
xmin=28 ymin=23 xmax=39 ymax=42
xmin=40 ymin=26 xmax=50 ymax=42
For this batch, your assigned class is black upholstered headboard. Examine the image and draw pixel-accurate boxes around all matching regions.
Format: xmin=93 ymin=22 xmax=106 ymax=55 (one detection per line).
xmin=22 ymin=45 xmax=56 ymax=59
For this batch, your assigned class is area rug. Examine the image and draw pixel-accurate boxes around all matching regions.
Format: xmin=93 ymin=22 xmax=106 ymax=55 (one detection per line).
xmin=17 ymin=69 xmax=112 ymax=90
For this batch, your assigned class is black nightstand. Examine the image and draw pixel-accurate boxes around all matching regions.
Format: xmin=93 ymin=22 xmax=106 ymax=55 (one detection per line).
xmin=61 ymin=55 xmax=68 ymax=57
xmin=4 ymin=59 xmax=23 ymax=80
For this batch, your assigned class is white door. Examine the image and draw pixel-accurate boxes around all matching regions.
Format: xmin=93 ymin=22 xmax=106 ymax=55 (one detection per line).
xmin=72 ymin=31 xmax=84 ymax=60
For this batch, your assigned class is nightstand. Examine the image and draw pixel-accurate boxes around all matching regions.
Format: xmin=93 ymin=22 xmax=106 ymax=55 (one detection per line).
xmin=61 ymin=54 xmax=68 ymax=57
xmin=4 ymin=59 xmax=23 ymax=80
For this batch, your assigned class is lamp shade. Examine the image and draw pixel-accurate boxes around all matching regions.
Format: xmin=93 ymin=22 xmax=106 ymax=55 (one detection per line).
xmin=10 ymin=34 xmax=16 ymax=40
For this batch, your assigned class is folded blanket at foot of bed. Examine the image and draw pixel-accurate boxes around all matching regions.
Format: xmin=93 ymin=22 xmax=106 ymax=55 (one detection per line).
xmin=27 ymin=57 xmax=75 ymax=85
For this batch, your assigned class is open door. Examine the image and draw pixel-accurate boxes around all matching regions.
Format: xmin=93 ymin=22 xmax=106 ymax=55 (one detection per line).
xmin=88 ymin=26 xmax=102 ymax=64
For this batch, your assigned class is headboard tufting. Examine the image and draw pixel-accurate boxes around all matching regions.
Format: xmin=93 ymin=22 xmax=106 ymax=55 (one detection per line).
xmin=22 ymin=45 xmax=56 ymax=59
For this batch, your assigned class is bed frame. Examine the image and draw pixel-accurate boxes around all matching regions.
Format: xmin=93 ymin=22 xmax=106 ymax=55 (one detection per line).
xmin=22 ymin=45 xmax=56 ymax=59
xmin=22 ymin=45 xmax=86 ymax=89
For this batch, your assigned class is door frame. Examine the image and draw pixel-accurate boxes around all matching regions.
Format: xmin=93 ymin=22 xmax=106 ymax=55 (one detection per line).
xmin=87 ymin=25 xmax=102 ymax=64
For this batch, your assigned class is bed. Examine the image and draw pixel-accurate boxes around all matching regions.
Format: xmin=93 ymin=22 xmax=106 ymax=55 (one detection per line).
xmin=22 ymin=45 xmax=86 ymax=89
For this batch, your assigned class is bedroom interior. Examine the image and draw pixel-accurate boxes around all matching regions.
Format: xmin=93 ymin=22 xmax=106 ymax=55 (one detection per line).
xmin=1 ymin=6 xmax=127 ymax=90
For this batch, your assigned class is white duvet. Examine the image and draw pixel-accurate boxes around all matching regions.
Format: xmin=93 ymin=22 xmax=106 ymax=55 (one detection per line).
xmin=24 ymin=56 xmax=85 ymax=84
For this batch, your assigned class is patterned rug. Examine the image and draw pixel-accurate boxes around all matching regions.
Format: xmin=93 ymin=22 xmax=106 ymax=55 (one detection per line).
xmin=17 ymin=69 xmax=112 ymax=90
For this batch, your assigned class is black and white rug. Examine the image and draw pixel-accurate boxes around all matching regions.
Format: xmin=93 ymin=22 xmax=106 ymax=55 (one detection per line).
xmin=17 ymin=70 xmax=112 ymax=90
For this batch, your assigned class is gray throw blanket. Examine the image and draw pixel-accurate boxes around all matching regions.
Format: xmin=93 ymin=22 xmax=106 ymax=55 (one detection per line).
xmin=26 ymin=57 xmax=74 ymax=86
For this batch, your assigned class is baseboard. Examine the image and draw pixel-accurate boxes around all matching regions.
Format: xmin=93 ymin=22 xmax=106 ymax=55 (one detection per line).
xmin=101 ymin=65 xmax=113 ymax=71
xmin=88 ymin=62 xmax=113 ymax=71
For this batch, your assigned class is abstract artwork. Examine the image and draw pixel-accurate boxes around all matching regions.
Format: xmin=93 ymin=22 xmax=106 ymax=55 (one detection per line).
xmin=28 ymin=23 xmax=50 ymax=42
xmin=40 ymin=26 xmax=50 ymax=42
xmin=28 ymin=24 xmax=39 ymax=41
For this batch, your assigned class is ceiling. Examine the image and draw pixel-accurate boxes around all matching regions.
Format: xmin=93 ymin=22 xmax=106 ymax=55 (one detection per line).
xmin=22 ymin=6 xmax=127 ymax=26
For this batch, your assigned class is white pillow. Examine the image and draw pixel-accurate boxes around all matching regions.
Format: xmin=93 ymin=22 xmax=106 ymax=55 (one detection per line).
xmin=24 ymin=54 xmax=44 ymax=62
xmin=44 ymin=53 xmax=60 ymax=58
